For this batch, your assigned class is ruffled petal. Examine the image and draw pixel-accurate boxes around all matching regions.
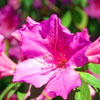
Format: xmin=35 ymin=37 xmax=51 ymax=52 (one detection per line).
xmin=85 ymin=37 xmax=100 ymax=64
xmin=67 ymin=29 xmax=91 ymax=67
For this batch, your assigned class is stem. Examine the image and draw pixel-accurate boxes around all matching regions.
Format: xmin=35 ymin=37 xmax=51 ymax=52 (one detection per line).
xmin=45 ymin=0 xmax=60 ymax=13
xmin=42 ymin=92 xmax=51 ymax=100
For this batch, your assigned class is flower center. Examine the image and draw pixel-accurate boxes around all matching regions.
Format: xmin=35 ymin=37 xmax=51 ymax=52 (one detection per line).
xmin=55 ymin=57 xmax=67 ymax=69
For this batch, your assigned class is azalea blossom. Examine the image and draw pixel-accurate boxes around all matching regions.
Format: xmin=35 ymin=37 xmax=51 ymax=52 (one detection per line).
xmin=33 ymin=0 xmax=56 ymax=8
xmin=8 ymin=39 xmax=21 ymax=61
xmin=13 ymin=14 xmax=91 ymax=99
xmin=85 ymin=0 xmax=100 ymax=20
xmin=0 ymin=34 xmax=16 ymax=79
xmin=85 ymin=37 xmax=100 ymax=64
xmin=0 ymin=5 xmax=20 ymax=38
xmin=8 ymin=0 xmax=20 ymax=10
xmin=5 ymin=94 xmax=18 ymax=100
xmin=0 ymin=5 xmax=22 ymax=60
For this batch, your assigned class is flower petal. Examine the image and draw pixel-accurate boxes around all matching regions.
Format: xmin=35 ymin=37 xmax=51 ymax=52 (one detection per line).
xmin=67 ymin=29 xmax=91 ymax=67
xmin=46 ymin=68 xmax=81 ymax=99
xmin=13 ymin=58 xmax=57 ymax=88
xmin=85 ymin=37 xmax=100 ymax=64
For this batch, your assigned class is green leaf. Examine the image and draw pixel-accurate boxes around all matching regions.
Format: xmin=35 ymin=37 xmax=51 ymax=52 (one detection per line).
xmin=80 ymin=72 xmax=100 ymax=88
xmin=73 ymin=0 xmax=81 ymax=5
xmin=7 ymin=90 xmax=17 ymax=99
xmin=7 ymin=83 xmax=21 ymax=99
xmin=81 ymin=0 xmax=87 ymax=7
xmin=4 ymin=40 xmax=10 ymax=56
xmin=0 ymin=83 xmax=21 ymax=100
xmin=17 ymin=92 xmax=26 ymax=100
xmin=43 ymin=17 xmax=49 ymax=20
xmin=19 ymin=0 xmax=24 ymax=3
xmin=31 ymin=11 xmax=37 ymax=20
xmin=75 ymin=7 xmax=88 ymax=30
xmin=18 ymin=83 xmax=29 ymax=93
xmin=61 ymin=11 xmax=72 ymax=28
xmin=41 ymin=0 xmax=46 ymax=6
xmin=75 ymin=78 xmax=91 ymax=100
xmin=88 ymin=63 xmax=100 ymax=76
xmin=24 ymin=0 xmax=33 ymax=9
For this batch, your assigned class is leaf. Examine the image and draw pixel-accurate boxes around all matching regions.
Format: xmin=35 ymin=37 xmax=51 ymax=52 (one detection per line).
xmin=80 ymin=72 xmax=100 ymax=88
xmin=43 ymin=17 xmax=49 ymax=20
xmin=17 ymin=92 xmax=26 ymax=100
xmin=0 ymin=82 xmax=21 ymax=100
xmin=19 ymin=0 xmax=24 ymax=3
xmin=61 ymin=11 xmax=72 ymax=28
xmin=31 ymin=11 xmax=37 ymax=20
xmin=75 ymin=78 xmax=91 ymax=100
xmin=4 ymin=40 xmax=10 ymax=56
xmin=88 ymin=63 xmax=100 ymax=76
xmin=24 ymin=0 xmax=33 ymax=9
xmin=75 ymin=7 xmax=88 ymax=30
xmin=81 ymin=0 xmax=87 ymax=7
xmin=7 ymin=83 xmax=21 ymax=99
xmin=73 ymin=0 xmax=80 ymax=5
xmin=18 ymin=82 xmax=29 ymax=93
xmin=41 ymin=0 xmax=46 ymax=5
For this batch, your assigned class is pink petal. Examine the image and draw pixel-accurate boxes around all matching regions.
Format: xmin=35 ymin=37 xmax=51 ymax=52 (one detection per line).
xmin=67 ymin=29 xmax=91 ymax=67
xmin=0 ymin=34 xmax=5 ymax=53
xmin=0 ymin=5 xmax=20 ymax=38
xmin=79 ymin=28 xmax=90 ymax=41
xmin=13 ymin=58 xmax=57 ymax=88
xmin=46 ymin=68 xmax=81 ymax=99
xmin=85 ymin=37 xmax=100 ymax=64
xmin=20 ymin=26 xmax=48 ymax=58
xmin=0 ymin=53 xmax=16 ymax=79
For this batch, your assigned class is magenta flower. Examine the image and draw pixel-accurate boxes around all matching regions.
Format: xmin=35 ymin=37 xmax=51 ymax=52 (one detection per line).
xmin=13 ymin=14 xmax=91 ymax=99
xmin=61 ymin=0 xmax=73 ymax=5
xmin=0 ymin=5 xmax=20 ymax=38
xmin=85 ymin=37 xmax=100 ymax=64
xmin=8 ymin=0 xmax=20 ymax=10
xmin=85 ymin=0 xmax=100 ymax=20
xmin=5 ymin=94 xmax=18 ymax=100
xmin=33 ymin=0 xmax=56 ymax=8
xmin=0 ymin=34 xmax=16 ymax=79
xmin=8 ymin=39 xmax=21 ymax=61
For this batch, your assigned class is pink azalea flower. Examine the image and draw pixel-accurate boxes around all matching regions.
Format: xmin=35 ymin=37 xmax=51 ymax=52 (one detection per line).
xmin=85 ymin=37 xmax=100 ymax=64
xmin=61 ymin=0 xmax=73 ymax=5
xmin=8 ymin=39 xmax=22 ymax=61
xmin=5 ymin=94 xmax=18 ymax=100
xmin=0 ymin=34 xmax=16 ymax=79
xmin=8 ymin=0 xmax=20 ymax=10
xmin=0 ymin=34 xmax=5 ymax=53
xmin=0 ymin=5 xmax=20 ymax=38
xmin=33 ymin=0 xmax=56 ymax=8
xmin=13 ymin=14 xmax=91 ymax=99
xmin=84 ymin=0 xmax=100 ymax=20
